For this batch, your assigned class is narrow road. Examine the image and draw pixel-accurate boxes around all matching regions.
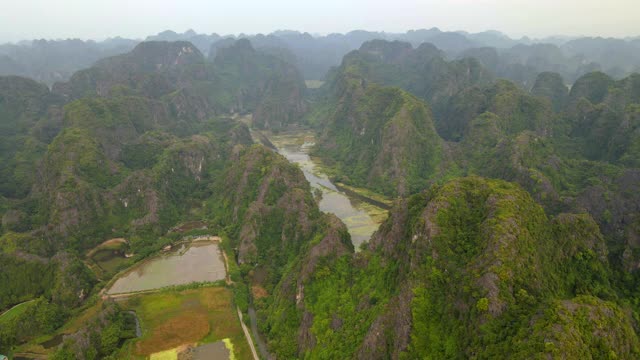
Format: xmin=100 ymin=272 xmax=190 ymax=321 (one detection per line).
xmin=248 ymin=303 xmax=270 ymax=359
xmin=237 ymin=306 xmax=260 ymax=360
xmin=221 ymin=238 xmax=259 ymax=359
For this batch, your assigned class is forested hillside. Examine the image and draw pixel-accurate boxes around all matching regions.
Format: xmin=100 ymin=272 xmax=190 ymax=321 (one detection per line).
xmin=263 ymin=177 xmax=639 ymax=358
xmin=0 ymin=38 xmax=310 ymax=354
xmin=1 ymin=28 xmax=640 ymax=360
xmin=269 ymin=38 xmax=640 ymax=359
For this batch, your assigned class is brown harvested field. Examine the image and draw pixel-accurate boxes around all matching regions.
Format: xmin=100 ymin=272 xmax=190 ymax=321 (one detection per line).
xmin=119 ymin=286 xmax=252 ymax=359
xmin=135 ymin=311 xmax=210 ymax=355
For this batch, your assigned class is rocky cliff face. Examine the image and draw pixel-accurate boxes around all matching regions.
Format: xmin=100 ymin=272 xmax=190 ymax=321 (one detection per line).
xmin=311 ymin=40 xmax=555 ymax=200
xmin=52 ymin=41 xmax=206 ymax=100
xmin=33 ymin=122 xmax=251 ymax=245
xmin=0 ymin=76 xmax=64 ymax=198
xmin=203 ymin=144 xmax=356 ymax=358
xmin=252 ymin=65 xmax=308 ymax=130
xmin=210 ymin=145 xmax=323 ymax=268
xmin=0 ymin=42 xmax=319 ymax=302
xmin=213 ymin=39 xmax=309 ymax=130
xmin=311 ymin=40 xmax=640 ymax=277
xmin=2 ymin=87 xmax=251 ymax=251
xmin=531 ymin=71 xmax=569 ymax=111
xmin=441 ymin=79 xmax=554 ymax=140
xmin=264 ymin=177 xmax=638 ymax=359
xmin=49 ymin=39 xmax=309 ymax=130
xmin=333 ymin=39 xmax=492 ymax=138
xmin=1 ymin=40 xmax=313 ymax=251
xmin=315 ymin=71 xmax=444 ymax=196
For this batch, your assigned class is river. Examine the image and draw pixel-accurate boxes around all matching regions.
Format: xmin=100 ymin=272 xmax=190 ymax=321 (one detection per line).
xmin=244 ymin=129 xmax=389 ymax=360
xmin=257 ymin=130 xmax=387 ymax=249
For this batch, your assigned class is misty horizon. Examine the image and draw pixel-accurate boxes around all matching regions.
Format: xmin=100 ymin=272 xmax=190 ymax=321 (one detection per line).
xmin=2 ymin=0 xmax=639 ymax=43
xmin=2 ymin=27 xmax=639 ymax=46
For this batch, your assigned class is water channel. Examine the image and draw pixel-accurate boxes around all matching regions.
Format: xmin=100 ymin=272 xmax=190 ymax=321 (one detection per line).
xmin=258 ymin=130 xmax=387 ymax=249
xmin=245 ymin=129 xmax=389 ymax=359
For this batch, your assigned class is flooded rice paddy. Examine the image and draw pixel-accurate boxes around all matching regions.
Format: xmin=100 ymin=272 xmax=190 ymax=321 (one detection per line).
xmin=107 ymin=241 xmax=226 ymax=295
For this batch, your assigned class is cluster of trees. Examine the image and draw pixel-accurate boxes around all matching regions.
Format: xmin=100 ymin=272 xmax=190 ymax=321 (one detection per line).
xmin=51 ymin=302 xmax=137 ymax=360
xmin=0 ymin=299 xmax=67 ymax=351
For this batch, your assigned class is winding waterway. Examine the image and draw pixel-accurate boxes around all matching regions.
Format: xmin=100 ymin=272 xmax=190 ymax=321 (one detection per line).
xmin=257 ymin=130 xmax=387 ymax=249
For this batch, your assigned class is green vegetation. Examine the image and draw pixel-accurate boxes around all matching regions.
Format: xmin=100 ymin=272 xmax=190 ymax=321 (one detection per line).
xmin=0 ymin=298 xmax=68 ymax=352
xmin=50 ymin=301 xmax=138 ymax=360
xmin=0 ymin=254 xmax=54 ymax=309
xmin=115 ymin=286 xmax=251 ymax=359
xmin=0 ymin=76 xmax=61 ymax=199
xmin=0 ymin=300 xmax=34 ymax=326
xmin=315 ymin=81 xmax=443 ymax=196
xmin=311 ymin=40 xmax=640 ymax=285
xmin=213 ymin=39 xmax=308 ymax=130
xmin=208 ymin=145 xmax=324 ymax=288
xmin=262 ymin=177 xmax=639 ymax=359
xmin=531 ymin=71 xmax=569 ymax=111
xmin=0 ymin=38 xmax=303 ymax=356
xmin=2 ymin=35 xmax=640 ymax=360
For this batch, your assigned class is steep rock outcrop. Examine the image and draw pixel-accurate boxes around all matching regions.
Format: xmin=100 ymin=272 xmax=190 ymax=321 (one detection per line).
xmin=53 ymin=41 xmax=205 ymax=100
xmin=531 ymin=71 xmax=569 ymax=111
xmin=315 ymin=76 xmax=444 ymax=196
xmin=213 ymin=39 xmax=308 ymax=130
xmin=263 ymin=177 xmax=632 ymax=359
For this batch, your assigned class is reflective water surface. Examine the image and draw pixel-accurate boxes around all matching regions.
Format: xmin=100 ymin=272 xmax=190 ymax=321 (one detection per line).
xmin=107 ymin=241 xmax=226 ymax=294
xmin=265 ymin=131 xmax=385 ymax=249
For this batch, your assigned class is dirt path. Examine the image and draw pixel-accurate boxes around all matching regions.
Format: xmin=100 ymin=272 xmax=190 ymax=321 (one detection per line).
xmin=219 ymin=238 xmax=265 ymax=360
xmin=237 ymin=307 xmax=259 ymax=360
xmin=86 ymin=237 xmax=128 ymax=258
xmin=248 ymin=303 xmax=270 ymax=359
xmin=219 ymin=239 xmax=259 ymax=359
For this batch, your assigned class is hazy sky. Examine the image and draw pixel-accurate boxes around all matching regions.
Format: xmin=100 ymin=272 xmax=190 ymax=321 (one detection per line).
xmin=1 ymin=0 xmax=639 ymax=43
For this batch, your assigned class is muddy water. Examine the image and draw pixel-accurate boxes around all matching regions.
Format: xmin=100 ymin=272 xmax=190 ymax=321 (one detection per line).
xmin=262 ymin=131 xmax=385 ymax=249
xmin=192 ymin=341 xmax=230 ymax=359
xmin=107 ymin=242 xmax=226 ymax=295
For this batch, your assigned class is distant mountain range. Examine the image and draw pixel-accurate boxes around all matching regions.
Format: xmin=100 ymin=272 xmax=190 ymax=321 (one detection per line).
xmin=1 ymin=28 xmax=639 ymax=85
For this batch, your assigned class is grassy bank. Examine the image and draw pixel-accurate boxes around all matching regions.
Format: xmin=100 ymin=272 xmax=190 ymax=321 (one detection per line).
xmin=0 ymin=300 xmax=35 ymax=326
